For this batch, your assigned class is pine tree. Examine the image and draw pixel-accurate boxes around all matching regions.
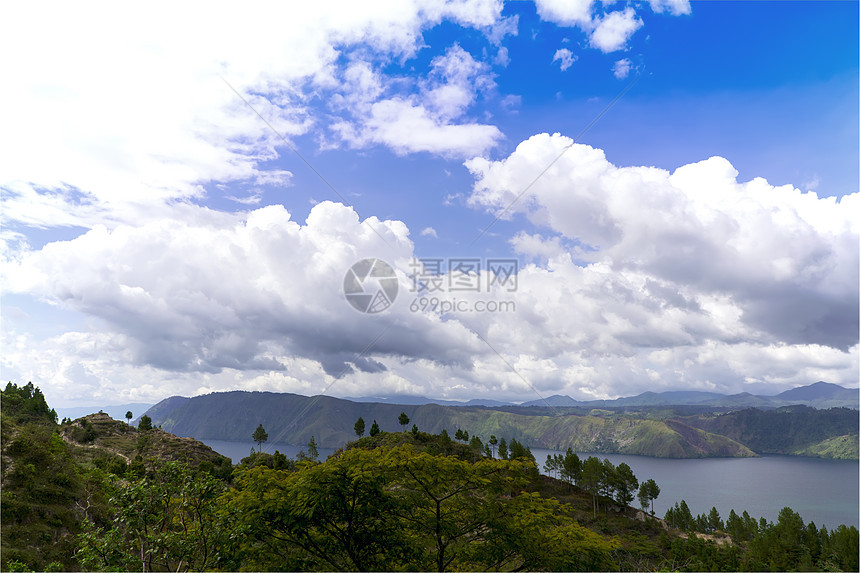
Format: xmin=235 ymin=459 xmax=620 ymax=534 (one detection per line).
xmin=497 ymin=437 xmax=508 ymax=460
xmin=252 ymin=424 xmax=268 ymax=452
xmin=354 ymin=417 xmax=365 ymax=437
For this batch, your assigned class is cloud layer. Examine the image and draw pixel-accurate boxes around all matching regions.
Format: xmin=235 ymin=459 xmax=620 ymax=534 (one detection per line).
xmin=2 ymin=3 xmax=854 ymax=408
xmin=0 ymin=1 xmax=508 ymax=230
xmin=466 ymin=134 xmax=859 ymax=351
xmin=5 ymin=138 xmax=857 ymax=405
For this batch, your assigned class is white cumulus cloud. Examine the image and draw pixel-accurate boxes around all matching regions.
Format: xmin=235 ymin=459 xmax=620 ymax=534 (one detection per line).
xmin=590 ymin=8 xmax=643 ymax=53
xmin=0 ymin=1 xmax=509 ymax=230
xmin=466 ymin=133 xmax=860 ymax=351
xmin=553 ymin=48 xmax=578 ymax=71
xmin=613 ymin=58 xmax=633 ymax=79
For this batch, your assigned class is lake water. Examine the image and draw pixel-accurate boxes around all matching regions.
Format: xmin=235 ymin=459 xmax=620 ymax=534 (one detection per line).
xmin=202 ymin=439 xmax=336 ymax=465
xmin=533 ymin=448 xmax=859 ymax=530
xmin=204 ymin=439 xmax=858 ymax=530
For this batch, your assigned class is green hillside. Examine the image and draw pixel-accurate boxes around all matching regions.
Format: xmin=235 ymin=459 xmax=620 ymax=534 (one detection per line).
xmin=677 ymin=406 xmax=859 ymax=459
xmin=791 ymin=435 xmax=859 ymax=459
xmin=148 ymin=392 xmax=756 ymax=458
xmin=0 ymin=383 xmax=230 ymax=571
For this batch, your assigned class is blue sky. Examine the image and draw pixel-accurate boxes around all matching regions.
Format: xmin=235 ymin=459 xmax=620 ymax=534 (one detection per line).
xmin=1 ymin=1 xmax=857 ymax=408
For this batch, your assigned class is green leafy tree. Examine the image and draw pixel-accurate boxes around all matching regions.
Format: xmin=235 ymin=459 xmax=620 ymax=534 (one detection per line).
xmin=2 ymin=382 xmax=57 ymax=423
xmin=354 ymin=416 xmax=365 ymax=437
xmin=488 ymin=435 xmax=497 ymax=458
xmin=544 ymin=454 xmax=558 ymax=477
xmin=305 ymin=436 xmax=319 ymax=461
xmin=411 ymin=423 xmax=419 ymax=436
xmin=612 ymin=462 xmax=638 ymax=507
xmin=561 ymin=448 xmax=581 ymax=486
xmin=497 ymin=437 xmax=508 ymax=460
xmin=137 ymin=415 xmax=153 ymax=431
xmin=508 ymin=438 xmax=534 ymax=462
xmin=580 ymin=456 xmax=603 ymax=517
xmin=252 ymin=424 xmax=268 ymax=453
xmin=224 ymin=443 xmax=618 ymax=571
xmin=76 ymin=461 xmax=227 ymax=572
xmin=475 ymin=491 xmax=619 ymax=571
xmin=454 ymin=428 xmax=464 ymax=441
xmin=398 ymin=411 xmax=410 ymax=429
xmin=125 ymin=410 xmax=133 ymax=425
xmin=468 ymin=435 xmax=483 ymax=451
xmin=638 ymin=478 xmax=660 ymax=515
xmin=369 ymin=419 xmax=380 ymax=436
xmin=600 ymin=458 xmax=616 ymax=500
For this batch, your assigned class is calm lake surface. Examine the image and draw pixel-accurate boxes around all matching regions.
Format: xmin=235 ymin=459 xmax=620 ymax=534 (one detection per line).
xmin=204 ymin=439 xmax=858 ymax=530
xmin=202 ymin=439 xmax=336 ymax=465
xmin=533 ymin=448 xmax=858 ymax=530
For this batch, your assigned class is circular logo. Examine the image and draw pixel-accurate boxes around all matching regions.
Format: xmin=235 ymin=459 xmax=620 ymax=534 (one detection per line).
xmin=343 ymin=258 xmax=399 ymax=314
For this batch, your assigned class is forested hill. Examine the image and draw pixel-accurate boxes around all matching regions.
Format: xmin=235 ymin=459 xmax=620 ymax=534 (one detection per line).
xmin=145 ymin=391 xmax=857 ymax=459
xmin=677 ymin=406 xmax=859 ymax=458
xmin=3 ymin=382 xmax=859 ymax=572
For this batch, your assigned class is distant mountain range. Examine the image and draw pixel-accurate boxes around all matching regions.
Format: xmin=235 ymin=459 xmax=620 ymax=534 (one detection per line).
xmin=349 ymin=382 xmax=858 ymax=410
xmin=141 ymin=382 xmax=858 ymax=460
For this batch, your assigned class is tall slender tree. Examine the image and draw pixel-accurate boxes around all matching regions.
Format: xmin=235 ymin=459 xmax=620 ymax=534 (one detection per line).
xmin=638 ymin=478 xmax=660 ymax=515
xmin=252 ymin=424 xmax=268 ymax=453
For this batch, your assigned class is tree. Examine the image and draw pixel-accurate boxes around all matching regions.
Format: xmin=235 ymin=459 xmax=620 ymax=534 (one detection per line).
xmin=411 ymin=423 xmax=419 ymax=436
xmin=125 ymin=411 xmax=133 ymax=425
xmin=226 ymin=447 xmax=411 ymax=571
xmin=544 ymin=454 xmax=558 ymax=478
xmin=497 ymin=437 xmax=508 ymax=460
xmin=307 ymin=436 xmax=319 ymax=461
xmin=252 ymin=424 xmax=268 ymax=453
xmin=76 ymin=461 xmax=227 ymax=572
xmin=580 ymin=456 xmax=603 ymax=517
xmin=224 ymin=443 xmax=618 ymax=572
xmin=398 ymin=412 xmax=410 ymax=429
xmin=369 ymin=420 xmax=380 ymax=436
xmin=298 ymin=436 xmax=319 ymax=462
xmin=560 ymin=448 xmax=581 ymax=486
xmin=508 ymin=438 xmax=533 ymax=462
xmin=612 ymin=462 xmax=638 ymax=507
xmin=600 ymin=458 xmax=616 ymax=501
xmin=138 ymin=415 xmax=153 ymax=431
xmin=488 ymin=435 xmax=498 ymax=458
xmin=468 ymin=435 xmax=483 ymax=451
xmin=665 ymin=499 xmax=694 ymax=532
xmin=354 ymin=417 xmax=365 ymax=437
xmin=638 ymin=478 xmax=660 ymax=515
xmin=708 ymin=506 xmax=724 ymax=533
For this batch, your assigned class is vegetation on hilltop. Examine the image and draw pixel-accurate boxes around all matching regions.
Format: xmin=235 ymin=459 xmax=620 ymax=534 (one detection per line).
xmin=3 ymin=382 xmax=858 ymax=572
xmin=0 ymin=382 xmax=230 ymax=571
